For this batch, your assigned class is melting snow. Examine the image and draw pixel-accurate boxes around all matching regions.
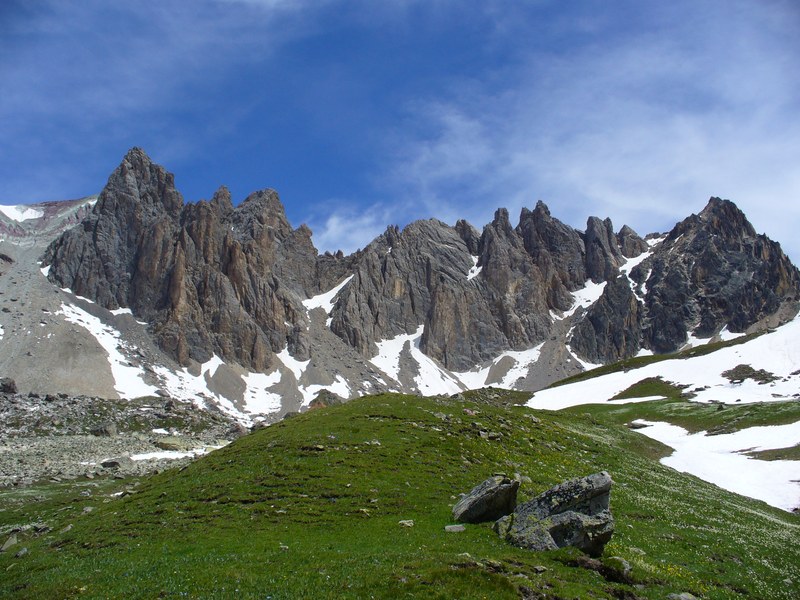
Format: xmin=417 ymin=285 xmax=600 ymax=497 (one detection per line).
xmin=300 ymin=375 xmax=351 ymax=407
xmin=277 ymin=347 xmax=310 ymax=382
xmin=57 ymin=302 xmax=158 ymax=399
xmin=243 ymin=370 xmax=282 ymax=414
xmin=40 ymin=264 xmax=51 ymax=277
xmin=529 ymin=313 xmax=800 ymax=410
xmin=0 ymin=205 xmax=44 ymax=222
xmin=560 ymin=279 xmax=607 ymax=319
xmin=633 ymin=419 xmax=800 ymax=512
xmin=303 ymin=275 xmax=354 ymax=326
xmin=454 ymin=344 xmax=544 ymax=390
xmin=467 ymin=256 xmax=482 ymax=281
xmin=130 ymin=447 xmax=221 ymax=461
xmin=110 ymin=307 xmax=133 ymax=316
xmin=371 ymin=325 xmax=464 ymax=395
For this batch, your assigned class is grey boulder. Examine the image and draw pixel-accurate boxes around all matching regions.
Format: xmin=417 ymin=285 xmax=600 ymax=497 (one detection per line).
xmin=494 ymin=471 xmax=614 ymax=557
xmin=453 ymin=475 xmax=520 ymax=524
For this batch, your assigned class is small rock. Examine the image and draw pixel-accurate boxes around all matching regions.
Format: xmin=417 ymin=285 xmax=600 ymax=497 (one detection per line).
xmin=1 ymin=533 xmax=18 ymax=552
xmin=398 ymin=519 xmax=415 ymax=527
xmin=667 ymin=594 xmax=699 ymax=600
xmin=533 ymin=565 xmax=547 ymax=574
xmin=60 ymin=524 xmax=73 ymax=534
xmin=82 ymin=506 xmax=94 ymax=514
xmin=0 ymin=377 xmax=17 ymax=394
xmin=452 ymin=475 xmax=519 ymax=524
xmin=91 ymin=423 xmax=117 ymax=437
xmin=15 ymin=547 xmax=28 ymax=558
xmin=444 ymin=524 xmax=466 ymax=533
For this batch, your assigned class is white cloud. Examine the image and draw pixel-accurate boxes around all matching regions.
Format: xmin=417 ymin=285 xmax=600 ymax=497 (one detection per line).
xmin=380 ymin=0 xmax=800 ymax=259
xmin=307 ymin=201 xmax=395 ymax=254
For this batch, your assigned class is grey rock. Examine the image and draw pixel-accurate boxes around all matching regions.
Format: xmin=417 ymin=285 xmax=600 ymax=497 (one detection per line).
xmin=1 ymin=533 xmax=18 ymax=552
xmin=617 ymin=225 xmax=649 ymax=259
xmin=91 ymin=423 xmax=117 ymax=437
xmin=14 ymin=547 xmax=28 ymax=558
xmin=640 ymin=197 xmax=800 ymax=353
xmin=570 ymin=276 xmax=643 ymax=364
xmin=444 ymin=524 xmax=466 ymax=533
xmin=667 ymin=594 xmax=699 ymax=600
xmin=453 ymin=475 xmax=520 ymax=524
xmin=495 ymin=471 xmax=614 ymax=557
xmin=585 ymin=216 xmax=624 ymax=283
xmin=0 ymin=378 xmax=17 ymax=394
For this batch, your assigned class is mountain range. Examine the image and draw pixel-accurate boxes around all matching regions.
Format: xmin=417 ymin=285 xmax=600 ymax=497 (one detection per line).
xmin=0 ymin=147 xmax=797 ymax=424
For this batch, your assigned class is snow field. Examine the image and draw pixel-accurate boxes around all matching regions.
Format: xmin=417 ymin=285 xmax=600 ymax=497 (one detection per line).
xmin=57 ymin=302 xmax=158 ymax=399
xmin=633 ymin=419 xmax=800 ymax=512
xmin=303 ymin=275 xmax=353 ymax=327
xmin=0 ymin=205 xmax=44 ymax=222
xmin=371 ymin=325 xmax=464 ymax=395
xmin=529 ymin=313 xmax=800 ymax=410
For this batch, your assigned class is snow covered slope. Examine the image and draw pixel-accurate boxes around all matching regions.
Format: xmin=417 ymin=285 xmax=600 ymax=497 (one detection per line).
xmin=528 ymin=313 xmax=800 ymax=512
xmin=529 ymin=314 xmax=800 ymax=410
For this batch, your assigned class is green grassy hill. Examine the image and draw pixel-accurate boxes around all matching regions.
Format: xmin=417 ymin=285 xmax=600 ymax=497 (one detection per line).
xmin=1 ymin=392 xmax=798 ymax=599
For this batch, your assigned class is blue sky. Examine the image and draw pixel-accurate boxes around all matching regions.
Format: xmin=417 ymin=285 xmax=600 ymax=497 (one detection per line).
xmin=1 ymin=0 xmax=798 ymax=259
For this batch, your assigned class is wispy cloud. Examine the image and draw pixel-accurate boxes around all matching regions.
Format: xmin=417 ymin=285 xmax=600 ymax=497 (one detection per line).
xmin=306 ymin=200 xmax=395 ymax=255
xmin=0 ymin=0 xmax=318 ymax=200
xmin=379 ymin=0 xmax=800 ymax=258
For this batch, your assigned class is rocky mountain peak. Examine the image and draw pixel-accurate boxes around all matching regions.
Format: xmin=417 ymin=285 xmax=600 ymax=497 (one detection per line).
xmin=616 ymin=225 xmax=648 ymax=258
xmin=28 ymin=149 xmax=799 ymax=412
xmin=105 ymin=147 xmax=183 ymax=217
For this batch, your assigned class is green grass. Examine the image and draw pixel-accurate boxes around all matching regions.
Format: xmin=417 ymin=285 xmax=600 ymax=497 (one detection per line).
xmin=1 ymin=393 xmax=798 ymax=599
xmin=566 ymin=396 xmax=800 ymax=436
xmin=610 ymin=377 xmax=690 ymax=401
xmin=548 ymin=331 xmax=767 ymax=389
xmin=744 ymin=443 xmax=800 ymax=461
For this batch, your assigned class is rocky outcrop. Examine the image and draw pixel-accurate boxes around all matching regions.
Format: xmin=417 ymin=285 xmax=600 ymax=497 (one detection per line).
xmin=569 ymin=276 xmax=643 ymax=364
xmin=37 ymin=149 xmax=800 ymax=396
xmin=43 ymin=148 xmax=332 ymax=371
xmin=617 ymin=225 xmax=648 ymax=258
xmin=637 ymin=198 xmax=800 ymax=353
xmin=494 ymin=472 xmax=614 ymax=557
xmin=585 ymin=217 xmax=624 ymax=283
xmin=452 ymin=475 xmax=520 ymax=523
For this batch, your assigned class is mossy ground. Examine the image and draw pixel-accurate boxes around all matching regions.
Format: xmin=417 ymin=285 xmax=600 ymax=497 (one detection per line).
xmin=1 ymin=393 xmax=798 ymax=599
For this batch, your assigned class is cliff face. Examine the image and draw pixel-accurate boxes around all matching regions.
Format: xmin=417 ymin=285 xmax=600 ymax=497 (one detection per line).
xmin=44 ymin=149 xmax=329 ymax=371
xmin=42 ymin=149 xmax=800 ymax=396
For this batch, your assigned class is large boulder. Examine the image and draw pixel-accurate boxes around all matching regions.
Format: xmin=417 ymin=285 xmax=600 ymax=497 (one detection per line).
xmin=494 ymin=471 xmax=614 ymax=557
xmin=452 ymin=475 xmax=520 ymax=524
xmin=0 ymin=378 xmax=17 ymax=394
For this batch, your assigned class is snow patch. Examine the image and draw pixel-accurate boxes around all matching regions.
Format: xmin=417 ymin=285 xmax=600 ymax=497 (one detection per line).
xmin=130 ymin=447 xmax=218 ymax=461
xmin=303 ymin=275 xmax=353 ymax=326
xmin=530 ymin=313 xmax=800 ymax=410
xmin=276 ymin=347 xmax=310 ymax=382
xmin=633 ymin=419 xmax=800 ymax=512
xmin=40 ymin=264 xmax=51 ymax=277
xmin=110 ymin=307 xmax=133 ymax=316
xmin=243 ymin=370 xmax=283 ymax=414
xmin=467 ymin=256 xmax=482 ymax=281
xmin=56 ymin=302 xmax=158 ymax=399
xmin=562 ymin=280 xmax=607 ymax=319
xmin=455 ymin=344 xmax=545 ymax=390
xmin=371 ymin=325 xmax=464 ymax=395
xmin=299 ymin=375 xmax=351 ymax=408
xmin=0 ymin=205 xmax=44 ymax=222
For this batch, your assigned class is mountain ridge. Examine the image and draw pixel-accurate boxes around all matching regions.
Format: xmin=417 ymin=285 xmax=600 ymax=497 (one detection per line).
xmin=1 ymin=147 xmax=797 ymax=421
